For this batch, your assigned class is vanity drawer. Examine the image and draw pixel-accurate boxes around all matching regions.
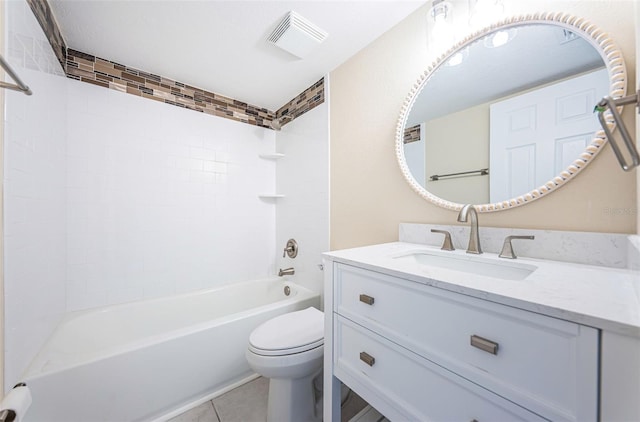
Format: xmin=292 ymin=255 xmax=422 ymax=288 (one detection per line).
xmin=334 ymin=263 xmax=598 ymax=422
xmin=334 ymin=315 xmax=547 ymax=422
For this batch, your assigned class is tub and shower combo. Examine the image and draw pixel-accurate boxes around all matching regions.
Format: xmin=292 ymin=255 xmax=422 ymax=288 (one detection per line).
xmin=21 ymin=278 xmax=320 ymax=422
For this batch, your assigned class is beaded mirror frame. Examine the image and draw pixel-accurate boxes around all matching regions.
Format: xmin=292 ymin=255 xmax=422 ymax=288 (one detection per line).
xmin=395 ymin=12 xmax=627 ymax=212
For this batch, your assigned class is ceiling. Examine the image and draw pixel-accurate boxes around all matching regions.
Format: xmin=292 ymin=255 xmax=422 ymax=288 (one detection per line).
xmin=406 ymin=23 xmax=605 ymax=126
xmin=49 ymin=0 xmax=426 ymax=111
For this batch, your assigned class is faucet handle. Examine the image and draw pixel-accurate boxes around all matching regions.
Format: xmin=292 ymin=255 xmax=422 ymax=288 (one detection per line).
xmin=282 ymin=239 xmax=298 ymax=258
xmin=431 ymin=229 xmax=455 ymax=251
xmin=499 ymin=235 xmax=534 ymax=259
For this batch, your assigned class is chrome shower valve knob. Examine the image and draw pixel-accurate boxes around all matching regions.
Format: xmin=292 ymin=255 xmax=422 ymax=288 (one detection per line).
xmin=282 ymin=239 xmax=298 ymax=258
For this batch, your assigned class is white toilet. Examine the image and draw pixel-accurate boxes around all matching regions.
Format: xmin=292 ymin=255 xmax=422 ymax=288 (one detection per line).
xmin=246 ymin=307 xmax=324 ymax=422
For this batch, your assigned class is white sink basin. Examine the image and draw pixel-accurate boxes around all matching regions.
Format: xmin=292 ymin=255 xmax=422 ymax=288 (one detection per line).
xmin=393 ymin=250 xmax=537 ymax=281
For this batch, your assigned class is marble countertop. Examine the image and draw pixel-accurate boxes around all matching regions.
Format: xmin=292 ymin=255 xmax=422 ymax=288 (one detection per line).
xmin=323 ymin=242 xmax=640 ymax=337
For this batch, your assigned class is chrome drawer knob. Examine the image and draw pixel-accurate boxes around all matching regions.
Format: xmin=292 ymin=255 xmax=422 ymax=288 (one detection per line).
xmin=359 ymin=294 xmax=375 ymax=305
xmin=359 ymin=351 xmax=375 ymax=366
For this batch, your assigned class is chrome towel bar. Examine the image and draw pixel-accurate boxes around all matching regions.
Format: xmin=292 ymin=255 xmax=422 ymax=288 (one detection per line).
xmin=595 ymin=92 xmax=640 ymax=171
xmin=0 ymin=54 xmax=32 ymax=96
xmin=429 ymin=168 xmax=489 ymax=181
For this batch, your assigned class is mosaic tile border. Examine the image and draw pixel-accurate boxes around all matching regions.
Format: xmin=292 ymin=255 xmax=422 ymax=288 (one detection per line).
xmin=25 ymin=0 xmax=66 ymax=71
xmin=67 ymin=49 xmax=276 ymax=128
xmin=403 ymin=124 xmax=420 ymax=144
xmin=27 ymin=0 xmax=326 ymax=130
xmin=276 ymin=78 xmax=324 ymax=124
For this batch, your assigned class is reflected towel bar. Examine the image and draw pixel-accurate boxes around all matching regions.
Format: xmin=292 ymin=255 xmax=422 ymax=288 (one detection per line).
xmin=595 ymin=92 xmax=639 ymax=171
xmin=430 ymin=168 xmax=489 ymax=181
xmin=0 ymin=54 xmax=32 ymax=96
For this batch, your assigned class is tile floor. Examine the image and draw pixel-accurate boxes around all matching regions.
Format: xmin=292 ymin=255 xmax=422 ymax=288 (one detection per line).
xmin=168 ymin=376 xmax=369 ymax=422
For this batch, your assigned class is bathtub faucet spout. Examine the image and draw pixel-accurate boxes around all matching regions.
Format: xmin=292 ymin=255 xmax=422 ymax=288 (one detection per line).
xmin=278 ymin=267 xmax=295 ymax=277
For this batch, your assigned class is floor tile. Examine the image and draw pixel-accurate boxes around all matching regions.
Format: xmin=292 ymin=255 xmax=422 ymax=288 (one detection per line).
xmin=167 ymin=401 xmax=219 ymax=422
xmin=169 ymin=377 xmax=371 ymax=422
xmin=341 ymin=390 xmax=369 ymax=422
xmin=212 ymin=377 xmax=269 ymax=422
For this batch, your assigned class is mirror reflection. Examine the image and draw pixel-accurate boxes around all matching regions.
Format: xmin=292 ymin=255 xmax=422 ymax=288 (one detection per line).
xmin=403 ymin=23 xmax=608 ymax=205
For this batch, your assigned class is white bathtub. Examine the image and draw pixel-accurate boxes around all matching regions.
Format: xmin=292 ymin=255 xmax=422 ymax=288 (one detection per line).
xmin=21 ymin=278 xmax=320 ymax=422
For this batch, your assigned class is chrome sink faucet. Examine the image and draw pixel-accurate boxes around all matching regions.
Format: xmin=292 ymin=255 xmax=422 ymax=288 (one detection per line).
xmin=457 ymin=204 xmax=482 ymax=254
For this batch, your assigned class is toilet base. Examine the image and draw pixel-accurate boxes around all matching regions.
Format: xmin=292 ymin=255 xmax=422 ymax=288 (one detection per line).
xmin=267 ymin=370 xmax=322 ymax=422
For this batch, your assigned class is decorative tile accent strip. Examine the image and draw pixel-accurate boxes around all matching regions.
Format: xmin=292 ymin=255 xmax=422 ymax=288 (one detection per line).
xmin=276 ymin=78 xmax=324 ymax=124
xmin=25 ymin=0 xmax=67 ymax=71
xmin=66 ymin=49 xmax=276 ymax=128
xmin=28 ymin=0 xmax=326 ymax=129
xmin=404 ymin=124 xmax=420 ymax=144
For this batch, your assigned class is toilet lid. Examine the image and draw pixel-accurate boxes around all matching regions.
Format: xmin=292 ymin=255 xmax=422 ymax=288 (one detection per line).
xmin=249 ymin=307 xmax=324 ymax=355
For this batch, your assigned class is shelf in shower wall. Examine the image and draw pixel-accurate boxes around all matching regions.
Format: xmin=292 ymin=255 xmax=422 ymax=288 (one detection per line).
xmin=258 ymin=153 xmax=285 ymax=160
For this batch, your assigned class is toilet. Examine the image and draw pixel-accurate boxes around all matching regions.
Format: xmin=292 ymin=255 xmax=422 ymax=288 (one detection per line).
xmin=246 ymin=307 xmax=324 ymax=422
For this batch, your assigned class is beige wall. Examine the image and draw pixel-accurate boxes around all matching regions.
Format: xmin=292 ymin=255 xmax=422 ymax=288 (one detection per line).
xmin=330 ymin=0 xmax=637 ymax=250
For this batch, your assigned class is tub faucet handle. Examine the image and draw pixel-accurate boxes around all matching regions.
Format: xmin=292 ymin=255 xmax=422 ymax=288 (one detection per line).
xmin=282 ymin=239 xmax=298 ymax=258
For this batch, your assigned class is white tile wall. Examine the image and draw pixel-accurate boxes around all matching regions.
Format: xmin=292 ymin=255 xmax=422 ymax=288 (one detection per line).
xmin=274 ymin=99 xmax=329 ymax=297
xmin=2 ymin=0 xmax=325 ymax=392
xmin=65 ymin=80 xmax=277 ymax=310
xmin=5 ymin=0 xmax=64 ymax=77
xmin=3 ymin=0 xmax=67 ymax=391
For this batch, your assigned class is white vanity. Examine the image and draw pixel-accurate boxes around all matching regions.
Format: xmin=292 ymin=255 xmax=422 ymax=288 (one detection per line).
xmin=322 ymin=240 xmax=640 ymax=421
xmin=322 ymin=9 xmax=640 ymax=422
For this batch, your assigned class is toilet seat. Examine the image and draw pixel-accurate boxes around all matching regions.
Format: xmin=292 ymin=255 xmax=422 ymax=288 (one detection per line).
xmin=249 ymin=307 xmax=324 ymax=356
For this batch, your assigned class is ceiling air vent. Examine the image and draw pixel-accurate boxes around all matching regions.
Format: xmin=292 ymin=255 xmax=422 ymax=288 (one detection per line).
xmin=268 ymin=11 xmax=328 ymax=59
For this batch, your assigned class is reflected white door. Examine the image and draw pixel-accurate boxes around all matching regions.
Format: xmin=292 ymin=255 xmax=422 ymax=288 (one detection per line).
xmin=489 ymin=68 xmax=608 ymax=203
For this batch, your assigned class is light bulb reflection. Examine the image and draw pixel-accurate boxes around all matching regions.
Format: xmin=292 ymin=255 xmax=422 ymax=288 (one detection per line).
xmin=483 ymin=28 xmax=516 ymax=48
xmin=447 ymin=51 xmax=465 ymax=66
xmin=491 ymin=30 xmax=509 ymax=47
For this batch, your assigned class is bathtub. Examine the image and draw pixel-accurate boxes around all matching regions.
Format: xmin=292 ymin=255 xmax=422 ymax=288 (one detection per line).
xmin=21 ymin=278 xmax=320 ymax=422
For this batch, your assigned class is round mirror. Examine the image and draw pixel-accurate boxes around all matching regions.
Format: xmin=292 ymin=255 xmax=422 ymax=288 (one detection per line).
xmin=396 ymin=13 xmax=626 ymax=212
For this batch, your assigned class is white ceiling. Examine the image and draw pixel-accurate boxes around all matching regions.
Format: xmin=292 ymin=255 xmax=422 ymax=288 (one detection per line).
xmin=406 ymin=24 xmax=605 ymax=126
xmin=49 ymin=0 xmax=426 ymax=111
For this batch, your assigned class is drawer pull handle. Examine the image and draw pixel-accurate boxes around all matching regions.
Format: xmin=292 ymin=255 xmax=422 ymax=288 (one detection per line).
xmin=470 ymin=335 xmax=499 ymax=355
xmin=359 ymin=294 xmax=375 ymax=305
xmin=360 ymin=351 xmax=375 ymax=366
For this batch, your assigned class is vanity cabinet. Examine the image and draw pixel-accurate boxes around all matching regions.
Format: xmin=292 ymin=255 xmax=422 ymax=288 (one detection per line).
xmin=327 ymin=263 xmax=599 ymax=422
